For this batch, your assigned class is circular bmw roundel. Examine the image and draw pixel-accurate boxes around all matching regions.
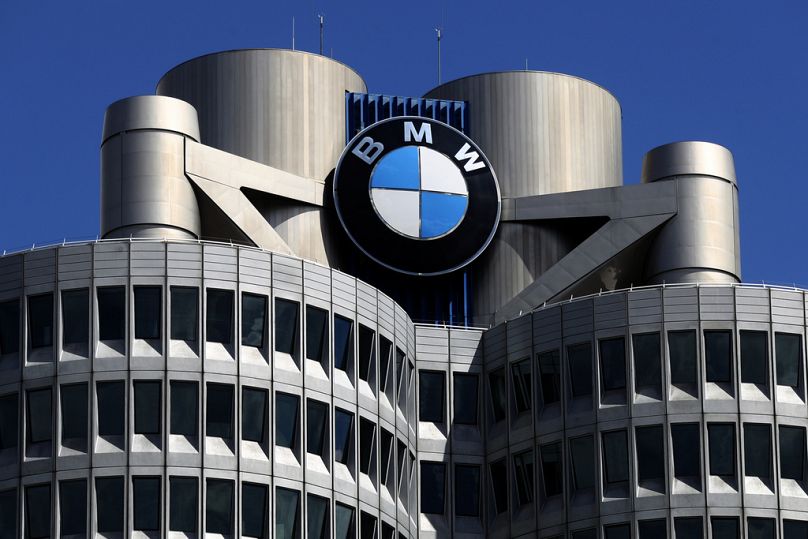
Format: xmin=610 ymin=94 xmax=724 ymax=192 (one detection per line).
xmin=333 ymin=116 xmax=500 ymax=276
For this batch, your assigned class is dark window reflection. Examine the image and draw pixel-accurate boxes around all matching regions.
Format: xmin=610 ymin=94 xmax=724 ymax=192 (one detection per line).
xmin=97 ymin=381 xmax=125 ymax=437
xmin=633 ymin=332 xmax=661 ymax=392
xmin=490 ymin=458 xmax=508 ymax=514
xmin=206 ymin=479 xmax=234 ymax=535
xmin=334 ymin=315 xmax=353 ymax=373
xmin=779 ymin=425 xmax=806 ymax=481
xmin=59 ymin=479 xmax=86 ymax=535
xmin=275 ymin=487 xmax=299 ymax=539
xmin=711 ymin=517 xmax=739 ymax=539
xmin=28 ymin=293 xmax=53 ymax=349
xmin=748 ymin=518 xmax=776 ymax=539
xmin=60 ymin=383 xmax=88 ymax=442
xmin=242 ymin=387 xmax=267 ymax=444
xmin=334 ymin=503 xmax=355 ymax=539
xmin=334 ymin=408 xmax=353 ymax=465
xmin=242 ymin=482 xmax=267 ymax=539
xmin=379 ymin=336 xmax=392 ymax=394
xmin=568 ymin=342 xmax=593 ymax=397
xmin=572 ymin=530 xmax=596 ymax=539
xmin=360 ymin=512 xmax=377 ymax=539
xmin=134 ymin=286 xmax=161 ymax=340
xmin=97 ymin=286 xmax=125 ymax=341
xmin=359 ymin=418 xmax=375 ymax=475
xmin=600 ymin=337 xmax=626 ymax=391
xmin=305 ymin=305 xmax=327 ymax=365
xmin=740 ymin=331 xmax=768 ymax=385
xmin=604 ymin=524 xmax=631 ymax=539
xmin=169 ymin=476 xmax=197 ymax=533
xmin=170 ymin=286 xmax=198 ymax=342
xmin=489 ymin=368 xmax=506 ymax=423
xmin=0 ymin=394 xmax=17 ymax=451
xmin=358 ymin=324 xmax=375 ymax=383
xmin=26 ymin=387 xmax=51 ymax=444
xmin=784 ymin=519 xmax=808 ymax=539
xmin=511 ymin=359 xmax=532 ymax=413
xmin=0 ymin=299 xmax=19 ymax=355
xmin=540 ymin=442 xmax=562 ymax=498
xmin=708 ymin=423 xmax=736 ymax=477
xmin=669 ymin=330 xmax=697 ymax=385
xmin=170 ymin=381 xmax=198 ymax=437
xmin=454 ymin=464 xmax=480 ymax=517
xmin=420 ymin=461 xmax=446 ymax=514
xmin=705 ymin=330 xmax=732 ymax=383
xmin=275 ymin=299 xmax=299 ymax=357
xmin=419 ymin=370 xmax=445 ymax=423
xmin=602 ymin=430 xmax=629 ymax=487
xmin=206 ymin=383 xmax=234 ymax=439
xmin=61 ymin=289 xmax=88 ymax=346
xmin=380 ymin=429 xmax=393 ymax=488
xmin=776 ymin=332 xmax=802 ymax=387
xmin=25 ymin=483 xmax=50 ymax=539
xmin=133 ymin=477 xmax=161 ymax=531
xmin=206 ymin=289 xmax=233 ymax=344
xmin=636 ymin=425 xmax=665 ymax=482
xmin=638 ymin=519 xmax=667 ymax=539
xmin=96 ymin=476 xmax=124 ymax=533
xmin=744 ymin=423 xmax=772 ymax=478
xmin=133 ymin=381 xmax=161 ymax=435
xmin=538 ymin=350 xmax=561 ymax=404
xmin=569 ymin=435 xmax=595 ymax=490
xmin=275 ymin=392 xmax=299 ymax=450
xmin=453 ymin=373 xmax=478 ymax=425
xmin=671 ymin=423 xmax=700 ymax=478
xmin=306 ymin=399 xmax=327 ymax=456
xmin=514 ymin=449 xmax=535 ymax=504
xmin=241 ymin=293 xmax=267 ymax=348
xmin=674 ymin=517 xmax=703 ymax=539
xmin=306 ymin=494 xmax=328 ymax=539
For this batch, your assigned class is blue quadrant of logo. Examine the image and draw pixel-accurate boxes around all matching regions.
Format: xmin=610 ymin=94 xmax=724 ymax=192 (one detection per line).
xmin=420 ymin=192 xmax=468 ymax=238
xmin=370 ymin=146 xmax=420 ymax=190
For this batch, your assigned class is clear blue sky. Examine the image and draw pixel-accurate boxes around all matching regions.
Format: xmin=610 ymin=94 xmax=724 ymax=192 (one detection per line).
xmin=1 ymin=1 xmax=806 ymax=285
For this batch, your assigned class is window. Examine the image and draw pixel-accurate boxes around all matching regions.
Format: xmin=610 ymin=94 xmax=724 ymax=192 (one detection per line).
xmin=275 ymin=298 xmax=299 ymax=357
xmin=572 ymin=530 xmax=596 ymax=539
xmin=305 ymin=305 xmax=328 ymax=365
xmin=0 ymin=394 xmax=17 ymax=451
xmin=275 ymin=487 xmax=299 ymax=539
xmin=59 ymin=479 xmax=86 ymax=536
xmin=513 ymin=449 xmax=535 ymax=504
xmin=242 ymin=482 xmax=268 ymax=539
xmin=97 ymin=286 xmax=125 ymax=341
xmin=569 ymin=435 xmax=595 ymax=490
xmin=380 ymin=428 xmax=394 ymax=489
xmin=133 ymin=477 xmax=161 ymax=531
xmin=97 ymin=381 xmax=125 ymax=437
xmin=381 ymin=522 xmax=395 ymax=539
xmin=784 ymin=520 xmax=808 ymax=539
xmin=61 ymin=289 xmax=88 ymax=346
xmin=0 ymin=299 xmax=19 ymax=356
xmin=334 ymin=315 xmax=354 ymax=373
xmin=134 ymin=286 xmax=161 ymax=340
xmin=60 ymin=383 xmax=88 ymax=446
xmin=0 ymin=488 xmax=15 ymax=538
xmin=705 ymin=330 xmax=732 ymax=383
xmin=206 ymin=289 xmax=234 ymax=344
xmin=419 ymin=370 xmax=445 ymax=423
xmin=242 ymin=293 xmax=267 ymax=348
xmin=335 ymin=408 xmax=353 ymax=466
xmin=358 ymin=324 xmax=375 ymax=383
xmin=27 ymin=387 xmax=51 ymax=444
xmin=169 ymin=476 xmax=197 ymax=533
xmin=28 ymin=293 xmax=53 ymax=350
xmin=95 ymin=476 xmax=124 ymax=533
xmin=638 ymin=519 xmax=667 ymax=539
xmin=568 ymin=342 xmax=593 ymax=398
xmin=25 ymin=484 xmax=50 ymax=539
xmin=489 ymin=368 xmax=506 ymax=423
xmin=668 ymin=330 xmax=697 ymax=385
xmin=359 ymin=418 xmax=375 ymax=476
xmin=306 ymin=399 xmax=328 ymax=457
xmin=711 ymin=517 xmax=739 ymax=539
xmin=335 ymin=503 xmax=355 ymax=539
xmin=395 ymin=348 xmax=406 ymax=405
xmin=379 ymin=336 xmax=393 ymax=394
xmin=633 ymin=332 xmax=662 ymax=393
xmin=708 ymin=423 xmax=736 ymax=477
xmin=275 ymin=393 xmax=299 ymax=450
xmin=744 ymin=423 xmax=772 ymax=479
xmin=748 ymin=518 xmax=775 ymax=539
xmin=674 ymin=517 xmax=702 ymax=539
xmin=133 ymin=381 xmax=161 ymax=435
xmin=206 ymin=479 xmax=234 ymax=535
xmin=636 ymin=425 xmax=665 ymax=484
xmin=360 ymin=512 xmax=377 ymax=539
xmin=604 ymin=524 xmax=631 ymax=539
xmin=420 ymin=461 xmax=446 ymax=514
xmin=602 ymin=430 xmax=629 ymax=489
xmin=453 ymin=373 xmax=478 ymax=425
xmin=170 ymin=286 xmax=198 ymax=341
xmin=776 ymin=332 xmax=802 ymax=387
xmin=170 ymin=381 xmax=198 ymax=437
xmin=600 ymin=337 xmax=626 ymax=392
xmin=539 ymin=442 xmax=561 ymax=498
xmin=307 ymin=494 xmax=329 ymax=539
xmin=454 ymin=464 xmax=480 ymax=517
xmin=511 ymin=359 xmax=532 ymax=413
xmin=206 ymin=383 xmax=234 ymax=439
xmin=242 ymin=387 xmax=267 ymax=444
xmin=490 ymin=458 xmax=508 ymax=514
xmin=740 ymin=330 xmax=768 ymax=385
xmin=671 ymin=423 xmax=700 ymax=478
xmin=538 ymin=350 xmax=561 ymax=404
xmin=780 ymin=425 xmax=806 ymax=481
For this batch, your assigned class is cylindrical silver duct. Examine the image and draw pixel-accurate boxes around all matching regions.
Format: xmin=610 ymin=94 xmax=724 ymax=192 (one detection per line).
xmin=642 ymin=141 xmax=741 ymax=284
xmin=100 ymin=95 xmax=201 ymax=240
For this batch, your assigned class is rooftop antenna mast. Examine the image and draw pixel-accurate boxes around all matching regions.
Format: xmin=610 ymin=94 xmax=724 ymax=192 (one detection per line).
xmin=292 ymin=16 xmax=295 ymax=50
xmin=317 ymin=13 xmax=324 ymax=55
xmin=435 ymin=27 xmax=442 ymax=84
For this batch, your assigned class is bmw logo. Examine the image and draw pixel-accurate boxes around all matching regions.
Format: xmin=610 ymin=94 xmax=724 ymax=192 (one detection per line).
xmin=333 ymin=116 xmax=501 ymax=276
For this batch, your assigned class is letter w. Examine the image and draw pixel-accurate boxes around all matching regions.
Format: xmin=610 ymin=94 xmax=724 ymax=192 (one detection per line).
xmin=454 ymin=143 xmax=486 ymax=172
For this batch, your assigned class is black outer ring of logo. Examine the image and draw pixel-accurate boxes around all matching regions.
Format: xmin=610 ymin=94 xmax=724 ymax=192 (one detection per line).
xmin=333 ymin=116 xmax=501 ymax=276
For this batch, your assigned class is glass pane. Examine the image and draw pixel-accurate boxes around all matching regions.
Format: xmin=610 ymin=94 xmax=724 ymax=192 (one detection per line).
xmin=674 ymin=517 xmax=703 ymax=539
xmin=334 ymin=315 xmax=353 ymax=372
xmin=540 ymin=443 xmax=561 ymax=498
xmin=305 ymin=306 xmax=327 ymax=363
xmin=453 ymin=373 xmax=478 ymax=425
xmin=96 ymin=476 xmax=124 ymax=533
xmin=780 ymin=425 xmax=806 ymax=481
xmin=97 ymin=286 xmax=125 ymax=341
xmin=134 ymin=381 xmax=161 ymax=435
xmin=784 ymin=520 xmax=808 ymax=539
xmin=514 ymin=449 xmax=535 ymax=504
xmin=358 ymin=324 xmax=375 ymax=382
xmin=134 ymin=286 xmax=161 ymax=340
xmin=0 ymin=394 xmax=17 ymax=450
xmin=489 ymin=368 xmax=506 ymax=422
xmin=307 ymin=494 xmax=328 ymax=539
xmin=275 ymin=487 xmax=299 ymax=539
xmin=27 ymin=388 xmax=51 ymax=444
xmin=420 ymin=462 xmax=446 ymax=514
xmin=170 ymin=381 xmax=198 ymax=437
xmin=0 ymin=488 xmax=16 ymax=539
xmin=744 ymin=423 xmax=771 ymax=478
xmin=538 ymin=350 xmax=561 ymax=404
xmin=705 ymin=330 xmax=732 ymax=383
xmin=0 ymin=300 xmax=19 ymax=355
xmin=206 ymin=289 xmax=233 ymax=344
xmin=275 ymin=393 xmax=299 ymax=449
xmin=669 ymin=330 xmax=697 ymax=385
xmin=570 ymin=435 xmax=595 ymax=490
xmin=360 ymin=512 xmax=377 ymax=539
xmin=740 ymin=330 xmax=768 ymax=385
xmin=638 ymin=519 xmax=667 ymax=539
xmin=242 ymin=293 xmax=267 ymax=348
xmin=671 ymin=423 xmax=700 ymax=477
xmin=636 ymin=425 xmax=665 ymax=481
xmin=28 ymin=293 xmax=53 ymax=349
xmin=306 ymin=399 xmax=327 ymax=456
xmin=206 ymin=479 xmax=234 ymax=535
xmin=359 ymin=418 xmax=374 ymax=475
xmin=419 ymin=370 xmax=445 ymax=423
xmin=568 ymin=342 xmax=593 ymax=397
xmin=600 ymin=337 xmax=626 ymax=391
xmin=133 ymin=477 xmax=160 ymax=531
xmin=60 ymin=383 xmax=87 ymax=441
xmin=25 ymin=484 xmax=50 ymax=539
xmin=380 ymin=429 xmax=393 ymax=487
xmin=490 ymin=458 xmax=508 ymax=514
xmin=334 ymin=503 xmax=355 ymax=539
xmin=633 ymin=332 xmax=661 ymax=391
xmin=602 ymin=430 xmax=629 ymax=486
xmin=776 ymin=332 xmax=802 ymax=387
xmin=379 ymin=336 xmax=392 ymax=392
xmin=708 ymin=423 xmax=736 ymax=477
xmin=511 ymin=359 xmax=532 ymax=413
xmin=61 ymin=289 xmax=88 ymax=346
xmin=206 ymin=383 xmax=234 ymax=439
xmin=711 ymin=517 xmax=739 ymax=539
xmin=604 ymin=524 xmax=630 ymax=539
xmin=454 ymin=464 xmax=480 ymax=517
xmin=170 ymin=286 xmax=198 ymax=341
xmin=572 ymin=530 xmax=596 ymax=539
xmin=59 ymin=479 xmax=86 ymax=535
xmin=242 ymin=387 xmax=267 ymax=444
xmin=242 ymin=483 xmax=267 ymax=539
xmin=169 ymin=476 xmax=197 ymax=533
xmin=381 ymin=523 xmax=394 ymax=539
xmin=275 ymin=299 xmax=299 ymax=356
xmin=97 ymin=381 xmax=125 ymax=437
xmin=748 ymin=518 xmax=775 ymax=539
xmin=335 ymin=409 xmax=353 ymax=465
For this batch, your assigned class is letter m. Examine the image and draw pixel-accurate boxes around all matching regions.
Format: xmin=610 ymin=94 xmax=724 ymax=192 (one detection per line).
xmin=404 ymin=121 xmax=433 ymax=144
xmin=454 ymin=143 xmax=486 ymax=172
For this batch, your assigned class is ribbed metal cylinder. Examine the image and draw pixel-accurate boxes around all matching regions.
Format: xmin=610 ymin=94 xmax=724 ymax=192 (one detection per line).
xmin=642 ymin=141 xmax=741 ymax=284
xmin=100 ymin=95 xmax=201 ymax=240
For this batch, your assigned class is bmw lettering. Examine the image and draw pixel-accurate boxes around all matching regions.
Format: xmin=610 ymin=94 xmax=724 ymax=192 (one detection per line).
xmin=333 ymin=117 xmax=501 ymax=276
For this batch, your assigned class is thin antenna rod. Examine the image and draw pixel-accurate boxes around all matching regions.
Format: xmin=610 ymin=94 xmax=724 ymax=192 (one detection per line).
xmin=317 ymin=13 xmax=324 ymax=55
xmin=435 ymin=27 xmax=442 ymax=84
xmin=292 ymin=16 xmax=295 ymax=50
xmin=525 ymin=58 xmax=528 ymax=70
